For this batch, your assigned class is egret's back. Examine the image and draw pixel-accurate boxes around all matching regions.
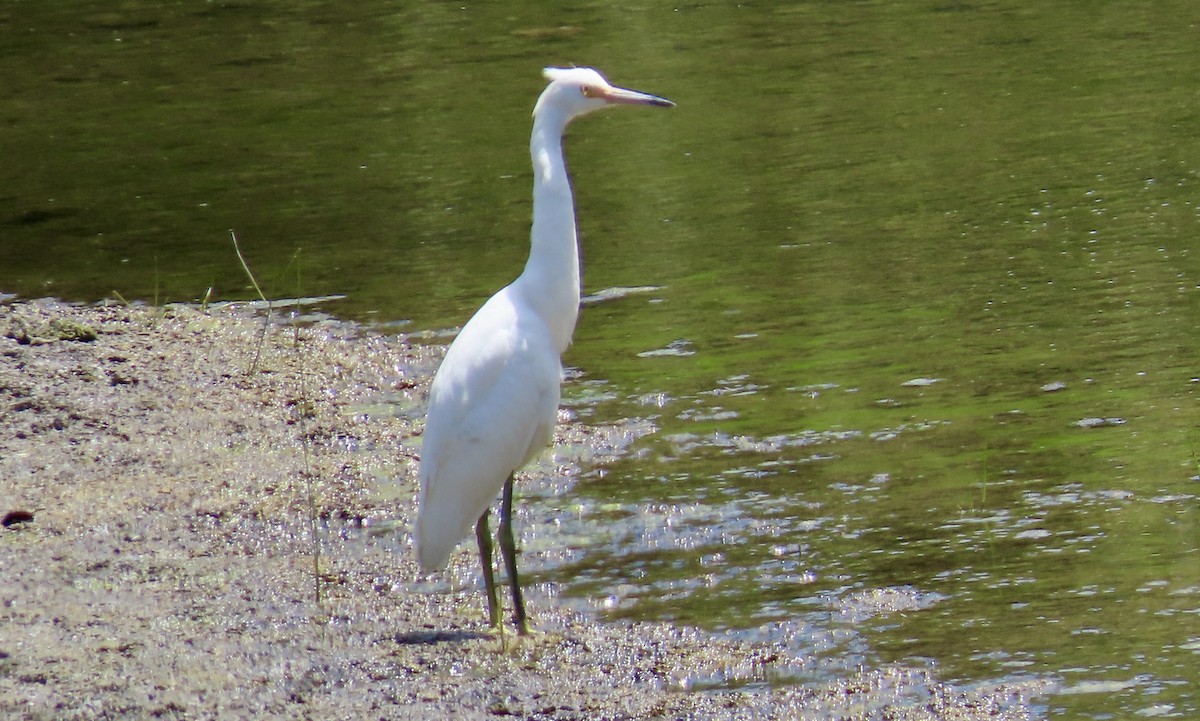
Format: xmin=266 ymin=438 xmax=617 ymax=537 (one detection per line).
xmin=415 ymin=287 xmax=562 ymax=571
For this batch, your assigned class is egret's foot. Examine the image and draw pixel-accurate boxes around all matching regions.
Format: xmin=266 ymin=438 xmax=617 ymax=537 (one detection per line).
xmin=481 ymin=620 xmax=546 ymax=652
xmin=482 ymin=618 xmax=535 ymax=637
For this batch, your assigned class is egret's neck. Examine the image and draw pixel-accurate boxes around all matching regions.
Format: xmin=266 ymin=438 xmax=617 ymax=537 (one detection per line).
xmin=517 ymin=110 xmax=580 ymax=354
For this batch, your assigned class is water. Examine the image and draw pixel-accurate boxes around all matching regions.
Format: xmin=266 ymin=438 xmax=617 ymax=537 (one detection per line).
xmin=3 ymin=3 xmax=1198 ymax=718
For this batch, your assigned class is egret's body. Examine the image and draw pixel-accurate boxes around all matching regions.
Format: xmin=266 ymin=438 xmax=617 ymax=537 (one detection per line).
xmin=414 ymin=67 xmax=672 ymax=633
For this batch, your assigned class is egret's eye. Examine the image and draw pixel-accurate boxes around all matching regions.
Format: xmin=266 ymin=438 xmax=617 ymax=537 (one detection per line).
xmin=580 ymin=86 xmax=596 ymax=98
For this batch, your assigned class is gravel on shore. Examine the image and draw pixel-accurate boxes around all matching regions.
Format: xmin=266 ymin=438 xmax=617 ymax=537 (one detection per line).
xmin=0 ymin=298 xmax=1045 ymax=720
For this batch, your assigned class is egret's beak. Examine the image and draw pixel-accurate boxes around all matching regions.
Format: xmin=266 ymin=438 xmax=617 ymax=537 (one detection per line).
xmin=601 ymin=85 xmax=675 ymax=108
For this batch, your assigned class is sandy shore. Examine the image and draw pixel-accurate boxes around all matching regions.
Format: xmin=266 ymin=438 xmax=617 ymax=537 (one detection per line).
xmin=0 ymin=299 xmax=1044 ymax=719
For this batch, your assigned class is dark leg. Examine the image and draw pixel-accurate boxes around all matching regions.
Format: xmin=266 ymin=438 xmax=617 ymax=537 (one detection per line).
xmin=498 ymin=474 xmax=530 ymax=634
xmin=475 ymin=510 xmax=500 ymax=628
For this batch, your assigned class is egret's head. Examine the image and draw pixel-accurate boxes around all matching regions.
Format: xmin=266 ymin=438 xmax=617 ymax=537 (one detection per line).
xmin=534 ymin=67 xmax=673 ymax=123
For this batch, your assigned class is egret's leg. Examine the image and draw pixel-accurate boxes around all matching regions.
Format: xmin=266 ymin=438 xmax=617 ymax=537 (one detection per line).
xmin=498 ymin=474 xmax=530 ymax=634
xmin=474 ymin=510 xmax=501 ymax=628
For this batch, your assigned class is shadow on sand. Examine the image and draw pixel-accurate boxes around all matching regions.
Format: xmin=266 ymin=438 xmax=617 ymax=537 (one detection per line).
xmin=393 ymin=629 xmax=490 ymax=646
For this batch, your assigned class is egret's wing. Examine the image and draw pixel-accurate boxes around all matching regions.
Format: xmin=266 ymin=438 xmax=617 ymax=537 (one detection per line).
xmin=415 ymin=293 xmax=562 ymax=571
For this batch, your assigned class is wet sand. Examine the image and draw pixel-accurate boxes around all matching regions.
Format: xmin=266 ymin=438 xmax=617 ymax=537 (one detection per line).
xmin=0 ymin=299 xmax=1044 ymax=719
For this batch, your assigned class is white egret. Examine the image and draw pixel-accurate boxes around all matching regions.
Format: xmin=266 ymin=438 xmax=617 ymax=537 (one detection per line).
xmin=414 ymin=67 xmax=673 ymax=634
